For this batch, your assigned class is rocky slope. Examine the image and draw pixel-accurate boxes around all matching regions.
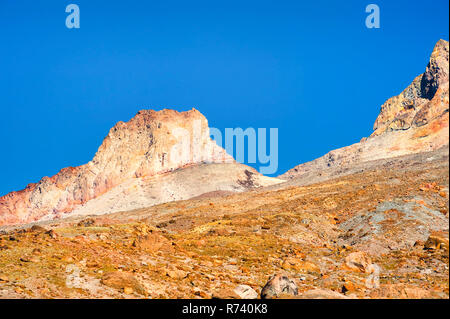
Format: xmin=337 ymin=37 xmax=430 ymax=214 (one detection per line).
xmin=280 ymin=39 xmax=449 ymax=180
xmin=0 ymin=147 xmax=447 ymax=299
xmin=0 ymin=40 xmax=448 ymax=300
xmin=67 ymin=163 xmax=282 ymax=220
xmin=0 ymin=109 xmax=282 ymax=226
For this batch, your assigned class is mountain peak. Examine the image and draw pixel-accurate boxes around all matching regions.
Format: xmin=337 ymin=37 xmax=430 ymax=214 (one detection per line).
xmin=0 ymin=108 xmax=236 ymax=225
xmin=280 ymin=40 xmax=449 ymax=180
xmin=372 ymin=39 xmax=449 ymax=135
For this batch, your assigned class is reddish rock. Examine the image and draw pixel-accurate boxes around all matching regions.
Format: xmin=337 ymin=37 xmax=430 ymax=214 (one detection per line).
xmin=0 ymin=109 xmax=281 ymax=226
xmin=0 ymin=109 xmax=233 ymax=226
xmin=281 ymin=257 xmax=320 ymax=274
xmin=132 ymin=233 xmax=174 ymax=253
xmin=280 ymin=40 xmax=449 ymax=180
xmin=101 ymin=271 xmax=146 ymax=295
xmin=424 ymin=231 xmax=449 ymax=251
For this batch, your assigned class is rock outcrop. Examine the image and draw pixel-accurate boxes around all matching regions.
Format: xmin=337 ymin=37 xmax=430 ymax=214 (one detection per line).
xmin=2 ymin=40 xmax=448 ymax=226
xmin=0 ymin=108 xmax=281 ymax=226
xmin=373 ymin=39 xmax=449 ymax=135
xmin=280 ymin=39 xmax=449 ymax=180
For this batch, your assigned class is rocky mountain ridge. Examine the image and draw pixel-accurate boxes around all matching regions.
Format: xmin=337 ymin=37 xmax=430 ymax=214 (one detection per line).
xmin=1 ymin=40 xmax=448 ymax=227
xmin=0 ymin=109 xmax=281 ymax=226
xmin=0 ymin=40 xmax=448 ymax=300
xmin=280 ymin=39 xmax=449 ymax=180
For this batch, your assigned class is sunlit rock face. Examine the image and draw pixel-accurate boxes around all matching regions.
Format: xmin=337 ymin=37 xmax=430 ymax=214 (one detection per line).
xmin=281 ymin=40 xmax=449 ymax=180
xmin=373 ymin=39 xmax=449 ymax=135
xmin=0 ymin=109 xmax=242 ymax=225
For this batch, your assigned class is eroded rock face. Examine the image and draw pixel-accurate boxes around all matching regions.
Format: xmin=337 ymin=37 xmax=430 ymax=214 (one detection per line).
xmin=373 ymin=39 xmax=449 ymax=135
xmin=280 ymin=40 xmax=449 ymax=180
xmin=0 ymin=109 xmax=236 ymax=226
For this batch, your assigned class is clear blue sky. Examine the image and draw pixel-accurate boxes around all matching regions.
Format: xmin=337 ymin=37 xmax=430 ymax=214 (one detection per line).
xmin=0 ymin=0 xmax=448 ymax=195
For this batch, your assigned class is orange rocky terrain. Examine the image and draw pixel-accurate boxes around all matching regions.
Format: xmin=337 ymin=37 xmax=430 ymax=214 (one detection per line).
xmin=0 ymin=147 xmax=448 ymax=299
xmin=0 ymin=40 xmax=448 ymax=299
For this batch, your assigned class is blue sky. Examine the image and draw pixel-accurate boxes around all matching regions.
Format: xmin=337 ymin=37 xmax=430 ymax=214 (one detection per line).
xmin=0 ymin=0 xmax=448 ymax=195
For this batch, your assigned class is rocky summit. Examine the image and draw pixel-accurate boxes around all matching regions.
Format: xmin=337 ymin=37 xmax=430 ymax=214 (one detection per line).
xmin=0 ymin=109 xmax=282 ymax=226
xmin=280 ymin=39 xmax=449 ymax=180
xmin=372 ymin=39 xmax=449 ymax=135
xmin=0 ymin=40 xmax=448 ymax=299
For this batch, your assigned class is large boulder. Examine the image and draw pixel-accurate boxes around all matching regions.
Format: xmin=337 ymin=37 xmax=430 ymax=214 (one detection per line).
xmin=260 ymin=273 xmax=298 ymax=299
xmin=233 ymin=285 xmax=258 ymax=299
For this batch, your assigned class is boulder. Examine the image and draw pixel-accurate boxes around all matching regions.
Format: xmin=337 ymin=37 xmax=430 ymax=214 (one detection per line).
xmin=261 ymin=273 xmax=298 ymax=299
xmin=233 ymin=285 xmax=258 ymax=299
xmin=345 ymin=252 xmax=372 ymax=273
xmin=424 ymin=231 xmax=449 ymax=251
xmin=166 ymin=268 xmax=188 ymax=280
